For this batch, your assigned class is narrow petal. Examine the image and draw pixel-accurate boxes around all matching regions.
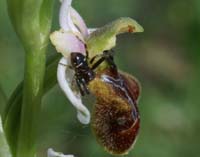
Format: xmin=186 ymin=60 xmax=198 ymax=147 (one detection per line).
xmin=50 ymin=30 xmax=86 ymax=58
xmin=59 ymin=0 xmax=72 ymax=31
xmin=70 ymin=7 xmax=89 ymax=38
xmin=57 ymin=57 xmax=90 ymax=124
xmin=47 ymin=148 xmax=74 ymax=157
xmin=86 ymin=17 xmax=144 ymax=58
xmin=59 ymin=0 xmax=84 ymax=41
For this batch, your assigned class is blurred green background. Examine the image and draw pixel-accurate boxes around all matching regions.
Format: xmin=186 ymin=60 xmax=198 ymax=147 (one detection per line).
xmin=1 ymin=0 xmax=200 ymax=157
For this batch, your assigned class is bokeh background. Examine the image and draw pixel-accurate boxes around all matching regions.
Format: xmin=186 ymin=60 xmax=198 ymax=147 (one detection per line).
xmin=0 ymin=0 xmax=200 ymax=157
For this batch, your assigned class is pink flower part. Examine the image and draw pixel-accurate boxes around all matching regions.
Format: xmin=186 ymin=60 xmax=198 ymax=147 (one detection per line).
xmin=70 ymin=7 xmax=89 ymax=38
xmin=59 ymin=0 xmax=74 ymax=31
xmin=50 ymin=31 xmax=86 ymax=58
xmin=59 ymin=0 xmax=88 ymax=40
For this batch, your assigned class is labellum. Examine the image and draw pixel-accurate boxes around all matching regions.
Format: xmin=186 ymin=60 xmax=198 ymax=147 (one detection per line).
xmin=88 ymin=67 xmax=141 ymax=155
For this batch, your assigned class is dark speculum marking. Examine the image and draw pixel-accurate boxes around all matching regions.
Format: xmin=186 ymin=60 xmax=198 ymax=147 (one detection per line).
xmin=101 ymin=74 xmax=138 ymax=121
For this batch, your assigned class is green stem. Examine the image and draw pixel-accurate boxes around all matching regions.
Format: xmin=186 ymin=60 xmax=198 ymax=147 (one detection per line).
xmin=17 ymin=48 xmax=46 ymax=157
xmin=2 ymin=53 xmax=60 ymax=156
xmin=0 ymin=85 xmax=7 ymax=115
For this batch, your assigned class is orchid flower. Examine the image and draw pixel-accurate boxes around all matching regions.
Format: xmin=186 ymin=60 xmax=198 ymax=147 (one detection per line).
xmin=50 ymin=0 xmax=144 ymax=125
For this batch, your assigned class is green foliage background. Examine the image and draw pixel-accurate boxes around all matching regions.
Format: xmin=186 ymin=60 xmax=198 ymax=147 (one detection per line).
xmin=0 ymin=0 xmax=200 ymax=157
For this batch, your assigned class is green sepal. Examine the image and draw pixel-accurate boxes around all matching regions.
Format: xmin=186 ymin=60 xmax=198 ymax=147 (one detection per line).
xmin=86 ymin=17 xmax=144 ymax=58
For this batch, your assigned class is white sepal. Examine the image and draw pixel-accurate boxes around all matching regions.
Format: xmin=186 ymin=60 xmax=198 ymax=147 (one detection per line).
xmin=47 ymin=148 xmax=74 ymax=157
xmin=57 ymin=57 xmax=90 ymax=124
xmin=50 ymin=30 xmax=86 ymax=58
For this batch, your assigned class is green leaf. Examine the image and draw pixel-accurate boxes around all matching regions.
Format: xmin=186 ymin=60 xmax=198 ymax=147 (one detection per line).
xmin=2 ymin=53 xmax=61 ymax=156
xmin=0 ymin=85 xmax=7 ymax=115
xmin=7 ymin=0 xmax=55 ymax=51
xmin=7 ymin=1 xmax=55 ymax=157
xmin=86 ymin=17 xmax=144 ymax=58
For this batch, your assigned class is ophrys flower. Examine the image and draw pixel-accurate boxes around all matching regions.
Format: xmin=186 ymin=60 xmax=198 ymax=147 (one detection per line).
xmin=50 ymin=0 xmax=143 ymax=155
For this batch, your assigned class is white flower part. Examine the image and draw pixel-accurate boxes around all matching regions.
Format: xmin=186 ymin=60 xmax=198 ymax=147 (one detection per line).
xmin=88 ymin=28 xmax=97 ymax=34
xmin=0 ymin=117 xmax=12 ymax=157
xmin=47 ymin=148 xmax=74 ymax=157
xmin=59 ymin=0 xmax=89 ymax=42
xmin=50 ymin=30 xmax=85 ymax=58
xmin=57 ymin=57 xmax=90 ymax=124
xmin=70 ymin=7 xmax=89 ymax=38
xmin=59 ymin=0 xmax=75 ymax=32
xmin=0 ymin=117 xmax=3 ymax=133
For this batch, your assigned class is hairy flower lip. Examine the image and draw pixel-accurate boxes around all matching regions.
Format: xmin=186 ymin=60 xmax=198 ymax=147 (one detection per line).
xmin=57 ymin=57 xmax=90 ymax=124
